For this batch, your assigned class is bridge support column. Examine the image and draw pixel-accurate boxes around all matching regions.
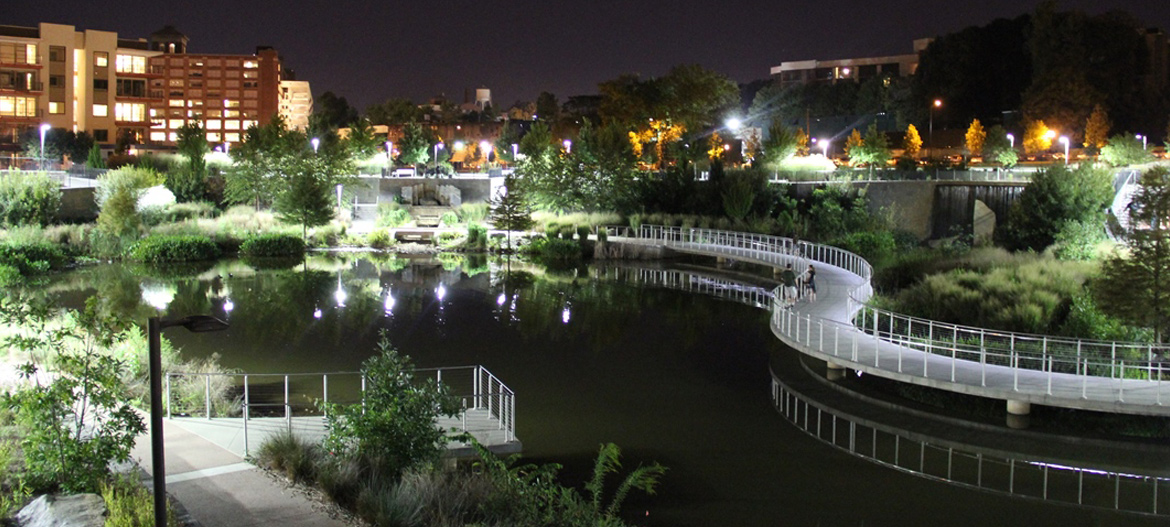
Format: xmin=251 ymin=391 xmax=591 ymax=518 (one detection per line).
xmin=1006 ymin=400 xmax=1031 ymax=429
xmin=826 ymin=361 xmax=845 ymax=381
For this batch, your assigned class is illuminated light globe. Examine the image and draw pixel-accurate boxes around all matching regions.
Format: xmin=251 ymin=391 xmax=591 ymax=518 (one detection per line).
xmin=436 ymin=284 xmax=447 ymax=301
xmin=384 ymin=292 xmax=396 ymax=313
xmin=140 ymin=283 xmax=176 ymax=311
xmin=313 ymin=308 xmax=323 ymax=319
xmin=223 ymin=299 xmax=234 ymax=313
xmin=562 ymin=305 xmax=571 ymax=324
xmin=334 ymin=287 xmax=347 ymax=307
xmin=497 ymin=293 xmax=507 ymax=306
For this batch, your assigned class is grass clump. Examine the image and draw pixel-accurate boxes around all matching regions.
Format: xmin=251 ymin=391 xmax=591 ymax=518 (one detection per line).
xmin=367 ymin=229 xmax=395 ymax=249
xmin=239 ymin=233 xmax=306 ymax=257
xmin=101 ymin=475 xmax=180 ymax=527
xmin=126 ymin=235 xmax=221 ymax=262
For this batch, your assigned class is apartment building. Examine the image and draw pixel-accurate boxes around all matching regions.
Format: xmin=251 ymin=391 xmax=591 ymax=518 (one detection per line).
xmin=279 ymin=79 xmax=312 ymax=131
xmin=770 ymin=39 xmax=933 ymax=88
xmin=0 ymin=22 xmax=160 ymax=149
xmin=0 ymin=22 xmax=307 ymax=150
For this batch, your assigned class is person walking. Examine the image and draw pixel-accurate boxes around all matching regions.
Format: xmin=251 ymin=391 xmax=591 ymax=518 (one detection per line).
xmin=780 ymin=264 xmax=798 ymax=307
xmin=805 ymin=264 xmax=817 ymax=302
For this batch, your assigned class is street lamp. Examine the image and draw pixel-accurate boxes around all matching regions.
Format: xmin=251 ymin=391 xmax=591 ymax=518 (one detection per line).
xmin=311 ymin=137 xmax=320 ymax=153
xmin=563 ymin=139 xmax=572 ymax=154
xmin=39 ymin=123 xmax=50 ymax=170
xmin=385 ymin=141 xmax=393 ymax=174
xmin=820 ymin=138 xmax=830 ymax=158
xmin=1137 ymin=134 xmax=1148 ymax=151
xmin=726 ymin=117 xmax=742 ymax=131
xmin=433 ymin=142 xmax=444 ymax=174
xmin=1058 ymin=136 xmax=1070 ymax=164
xmin=148 ymin=315 xmax=229 ymax=527
xmin=479 ymin=140 xmax=492 ymax=167
xmin=928 ymin=99 xmax=942 ymax=159
xmin=1006 ymin=133 xmax=1014 ymax=150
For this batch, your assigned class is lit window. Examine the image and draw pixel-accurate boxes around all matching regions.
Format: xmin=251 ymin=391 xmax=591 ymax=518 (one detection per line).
xmin=115 ymin=102 xmax=145 ymax=122
xmin=168 ymin=132 xmax=178 ymax=142
xmin=243 ymin=60 xmax=257 ymax=69
xmin=242 ymin=120 xmax=257 ymax=129
xmin=150 ymin=131 xmax=167 ymax=142
xmin=225 ymin=132 xmax=240 ymax=142
xmin=207 ymin=109 xmax=223 ymax=118
xmin=205 ymin=120 xmax=222 ymax=130
xmin=168 ymin=119 xmax=184 ymax=129
xmin=49 ymin=102 xmax=64 ymax=114
xmin=93 ymin=104 xmax=108 ymax=117
xmin=224 ymin=100 xmax=239 ymax=108
xmin=94 ymin=52 xmax=108 ymax=68
xmin=116 ymin=55 xmax=147 ymax=74
xmin=225 ymin=120 xmax=240 ymax=130
xmin=242 ymin=71 xmax=258 ymax=79
xmin=169 ymin=99 xmax=185 ymax=107
xmin=224 ymin=109 xmax=240 ymax=117
xmin=206 ymin=132 xmax=221 ymax=142
xmin=169 ymin=79 xmax=184 ymax=87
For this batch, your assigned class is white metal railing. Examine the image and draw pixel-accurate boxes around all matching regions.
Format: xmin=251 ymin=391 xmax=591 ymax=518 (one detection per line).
xmin=635 ymin=225 xmax=1168 ymax=407
xmin=165 ymin=365 xmax=516 ymax=455
xmin=771 ymin=377 xmax=1170 ymax=516
xmin=627 ymin=267 xmax=774 ymax=309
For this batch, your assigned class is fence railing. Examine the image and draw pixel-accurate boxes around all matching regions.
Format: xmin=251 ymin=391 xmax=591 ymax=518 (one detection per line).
xmin=635 ymin=225 xmax=1168 ymax=405
xmin=165 ymin=365 xmax=516 ymax=455
xmin=772 ymin=376 xmax=1170 ymax=516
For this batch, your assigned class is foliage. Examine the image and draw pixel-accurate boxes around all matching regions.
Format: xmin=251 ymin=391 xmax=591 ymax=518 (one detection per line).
xmin=886 ymin=255 xmax=1095 ymax=333
xmin=829 ymin=230 xmax=897 ymax=265
xmin=367 ymin=229 xmax=394 ymax=250
xmin=983 ymin=125 xmax=1016 ymax=167
xmin=239 ymin=233 xmax=306 ymax=257
xmin=86 ymin=144 xmax=106 ymax=169
xmin=524 ymin=236 xmax=584 ymax=264
xmin=0 ymin=171 xmax=61 ymax=227
xmin=1061 ymin=292 xmax=1152 ymax=342
xmin=1083 ymin=104 xmax=1111 ymax=151
xmin=255 ymin=431 xmax=321 ymax=484
xmin=1 ymin=298 xmax=146 ymax=492
xmin=396 ymin=122 xmax=433 ymax=169
xmin=903 ymin=124 xmax=922 ymax=157
xmin=1052 ymin=219 xmax=1105 ymax=261
xmin=807 ymin=185 xmax=872 ymax=240
xmin=758 ymin=122 xmax=799 ymax=171
xmin=721 ymin=171 xmax=759 ymax=222
xmin=366 ymin=97 xmax=422 ymax=125
xmin=1099 ymin=133 xmax=1154 ymax=167
xmin=964 ymin=119 xmax=986 ymax=156
xmin=101 ymin=475 xmax=180 ymax=527
xmin=850 ymin=124 xmax=891 ymax=169
xmin=126 ymin=235 xmax=221 ymax=262
xmin=440 ymin=211 xmax=459 ymax=227
xmin=345 ymin=118 xmax=381 ymax=161
xmin=321 ymin=335 xmax=460 ymax=477
xmin=491 ymin=176 xmax=534 ymax=252
xmin=1095 ymin=167 xmax=1170 ymax=341
xmin=999 ymin=163 xmax=1112 ymax=251
xmin=844 ymin=129 xmax=863 ymax=160
xmin=168 ymin=122 xmax=209 ymax=203
xmin=274 ymin=158 xmax=336 ymax=239
xmin=376 ymin=203 xmax=412 ymax=228
xmin=1021 ymin=119 xmax=1054 ymax=154
xmin=0 ymin=241 xmax=69 ymax=275
xmin=96 ymin=167 xmax=162 ymax=236
xmin=465 ymin=223 xmax=488 ymax=251
xmin=456 ymin=203 xmax=490 ymax=224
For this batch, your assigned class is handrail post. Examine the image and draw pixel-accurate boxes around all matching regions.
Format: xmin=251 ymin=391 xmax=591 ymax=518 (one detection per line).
xmin=205 ymin=375 xmax=212 ymax=419
xmin=284 ymin=375 xmax=290 ymax=421
xmin=165 ymin=374 xmax=172 ymax=419
xmin=322 ymin=374 xmax=329 ymax=418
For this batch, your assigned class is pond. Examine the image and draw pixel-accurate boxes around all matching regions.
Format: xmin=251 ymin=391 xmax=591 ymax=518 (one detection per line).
xmin=32 ymin=253 xmax=1164 ymax=527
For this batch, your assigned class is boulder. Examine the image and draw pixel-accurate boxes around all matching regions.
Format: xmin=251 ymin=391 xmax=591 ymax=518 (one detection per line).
xmin=17 ymin=494 xmax=106 ymax=527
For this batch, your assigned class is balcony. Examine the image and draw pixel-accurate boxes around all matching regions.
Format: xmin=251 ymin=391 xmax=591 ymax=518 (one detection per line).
xmin=0 ymin=81 xmax=43 ymax=93
xmin=0 ymin=108 xmax=45 ymax=121
xmin=0 ymin=58 xmax=41 ymax=69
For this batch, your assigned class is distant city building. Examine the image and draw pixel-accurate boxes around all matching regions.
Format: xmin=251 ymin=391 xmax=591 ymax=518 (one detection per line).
xmin=0 ymin=22 xmax=307 ymax=151
xmin=279 ymin=80 xmax=312 ymax=131
xmin=0 ymin=22 xmax=161 ymax=149
xmin=770 ymin=39 xmax=933 ymax=88
xmin=1144 ymin=28 xmax=1169 ymax=95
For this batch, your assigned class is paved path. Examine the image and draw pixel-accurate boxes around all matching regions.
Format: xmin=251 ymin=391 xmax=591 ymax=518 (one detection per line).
xmin=130 ymin=417 xmax=350 ymax=527
xmin=631 ymin=227 xmax=1170 ymax=416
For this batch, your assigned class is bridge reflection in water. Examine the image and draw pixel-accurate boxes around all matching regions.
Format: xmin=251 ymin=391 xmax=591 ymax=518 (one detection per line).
xmin=626 ymin=263 xmax=1170 ymax=518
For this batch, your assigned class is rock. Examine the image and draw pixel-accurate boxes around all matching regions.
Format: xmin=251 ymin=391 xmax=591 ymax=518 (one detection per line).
xmin=16 ymin=494 xmax=106 ymax=527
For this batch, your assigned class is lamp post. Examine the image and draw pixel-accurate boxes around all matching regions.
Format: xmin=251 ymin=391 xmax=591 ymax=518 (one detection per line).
xmin=928 ymin=99 xmax=942 ymax=160
xmin=1058 ymin=136 xmax=1070 ymax=164
xmin=1137 ymin=134 xmax=1148 ymax=151
xmin=563 ymin=139 xmax=572 ymax=154
xmin=310 ymin=137 xmax=320 ymax=154
xmin=433 ymin=142 xmax=444 ymax=174
xmin=820 ymin=138 xmax=830 ymax=159
xmin=149 ymin=315 xmax=229 ymax=527
xmin=480 ymin=140 xmax=492 ymax=168
xmin=1006 ymin=133 xmax=1014 ymax=150
xmin=511 ymin=143 xmax=518 ymax=164
xmin=39 ymin=123 xmax=50 ymax=170
xmin=726 ymin=117 xmax=744 ymax=165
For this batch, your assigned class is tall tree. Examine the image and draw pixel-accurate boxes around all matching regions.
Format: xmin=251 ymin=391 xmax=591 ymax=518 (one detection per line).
xmin=535 ymin=92 xmax=560 ymax=123
xmin=274 ymin=156 xmax=335 ymax=240
xmin=758 ymin=122 xmax=799 ymax=171
xmin=1022 ymin=119 xmax=1054 ymax=154
xmin=490 ymin=174 xmax=534 ymax=252
xmin=365 ymin=97 xmax=420 ymax=124
xmin=999 ymin=163 xmax=1112 ymax=250
xmin=396 ymin=122 xmax=432 ymax=171
xmin=851 ymin=124 xmax=891 ymax=171
xmin=844 ymin=129 xmax=864 ymax=160
xmin=903 ymin=124 xmax=923 ymax=157
xmin=1083 ymin=104 xmax=1111 ymax=152
xmin=169 ymin=123 xmax=209 ymax=202
xmin=313 ymin=91 xmax=359 ymax=129
xmin=345 ymin=118 xmax=380 ymax=161
xmin=1095 ymin=167 xmax=1170 ymax=341
xmin=964 ymin=119 xmax=986 ymax=156
xmin=984 ymin=125 xmax=1017 ymax=167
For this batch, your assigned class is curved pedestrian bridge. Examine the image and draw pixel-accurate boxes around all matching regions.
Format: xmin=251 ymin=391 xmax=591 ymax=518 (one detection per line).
xmin=630 ymin=225 xmax=1170 ymax=418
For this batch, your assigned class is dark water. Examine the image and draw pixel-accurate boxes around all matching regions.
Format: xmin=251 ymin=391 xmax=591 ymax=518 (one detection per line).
xmin=36 ymin=254 xmax=1166 ymax=527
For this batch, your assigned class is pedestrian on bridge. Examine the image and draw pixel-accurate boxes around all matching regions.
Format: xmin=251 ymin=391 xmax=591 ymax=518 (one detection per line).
xmin=804 ymin=264 xmax=817 ymax=302
xmin=780 ymin=264 xmax=798 ymax=307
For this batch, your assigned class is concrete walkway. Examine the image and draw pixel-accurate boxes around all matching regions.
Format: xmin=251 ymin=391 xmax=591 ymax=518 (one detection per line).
xmin=130 ymin=418 xmax=350 ymax=527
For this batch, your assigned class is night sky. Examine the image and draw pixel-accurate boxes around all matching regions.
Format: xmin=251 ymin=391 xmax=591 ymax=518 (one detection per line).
xmin=9 ymin=0 xmax=1170 ymax=112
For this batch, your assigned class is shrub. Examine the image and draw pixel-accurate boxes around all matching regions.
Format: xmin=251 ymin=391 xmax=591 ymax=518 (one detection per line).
xmin=466 ymin=223 xmax=487 ymax=250
xmin=576 ymin=225 xmax=590 ymax=241
xmin=999 ymin=164 xmax=1112 ymax=251
xmin=127 ymin=235 xmax=221 ymax=262
xmin=0 ymin=264 xmax=19 ymax=286
xmin=456 ymin=203 xmax=490 ymax=223
xmin=1053 ymin=218 xmax=1106 ymax=261
xmin=830 ymin=230 xmax=896 ymax=264
xmin=161 ymin=201 xmax=217 ymax=222
xmin=440 ymin=211 xmax=459 ymax=227
xmin=0 ymin=171 xmax=61 ymax=227
xmin=597 ymin=228 xmax=608 ymax=243
xmin=0 ymin=241 xmax=70 ymax=274
xmin=367 ymin=229 xmax=394 ymax=249
xmin=239 ymin=233 xmax=306 ymax=257
xmin=559 ymin=226 xmax=575 ymax=241
xmin=527 ymin=236 xmax=584 ymax=263
xmin=255 ymin=432 xmax=322 ymax=484
xmin=101 ymin=475 xmax=179 ymax=527
xmin=376 ymin=203 xmax=411 ymax=228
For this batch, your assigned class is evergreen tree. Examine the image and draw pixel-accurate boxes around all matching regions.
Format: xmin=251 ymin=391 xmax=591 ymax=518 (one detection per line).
xmin=490 ymin=175 xmax=534 ymax=252
xmin=1095 ymin=167 xmax=1170 ymax=341
xmin=1083 ymin=104 xmax=1111 ymax=153
xmin=274 ymin=157 xmax=335 ymax=240
xmin=86 ymin=144 xmax=106 ymax=169
xmin=168 ymin=123 xmax=209 ymax=202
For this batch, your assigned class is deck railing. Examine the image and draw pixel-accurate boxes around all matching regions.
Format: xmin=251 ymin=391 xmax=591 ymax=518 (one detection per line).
xmin=166 ymin=365 xmax=516 ymax=454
